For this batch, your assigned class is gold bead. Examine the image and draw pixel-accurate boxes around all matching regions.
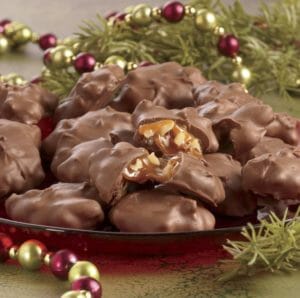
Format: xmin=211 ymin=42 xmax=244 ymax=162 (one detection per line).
xmin=71 ymin=42 xmax=81 ymax=54
xmin=131 ymin=4 xmax=153 ymax=26
xmin=104 ymin=55 xmax=127 ymax=70
xmin=0 ymin=35 xmax=10 ymax=54
xmin=232 ymin=56 xmax=243 ymax=65
xmin=61 ymin=290 xmax=92 ymax=298
xmin=296 ymin=79 xmax=300 ymax=87
xmin=151 ymin=7 xmax=162 ymax=21
xmin=5 ymin=22 xmax=32 ymax=45
xmin=127 ymin=61 xmax=138 ymax=71
xmin=124 ymin=14 xmax=133 ymax=25
xmin=68 ymin=261 xmax=100 ymax=283
xmin=44 ymin=253 xmax=52 ymax=266
xmin=9 ymin=246 xmax=18 ymax=260
xmin=232 ymin=66 xmax=252 ymax=85
xmin=3 ymin=73 xmax=26 ymax=85
xmin=31 ymin=32 xmax=39 ymax=43
xmin=95 ymin=62 xmax=103 ymax=69
xmin=49 ymin=45 xmax=74 ymax=69
xmin=17 ymin=240 xmax=46 ymax=271
xmin=185 ymin=5 xmax=196 ymax=17
xmin=195 ymin=9 xmax=217 ymax=31
xmin=213 ymin=26 xmax=225 ymax=36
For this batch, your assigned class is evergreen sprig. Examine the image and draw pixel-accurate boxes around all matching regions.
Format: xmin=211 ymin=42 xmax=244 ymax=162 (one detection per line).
xmin=220 ymin=208 xmax=300 ymax=281
xmin=42 ymin=0 xmax=300 ymax=99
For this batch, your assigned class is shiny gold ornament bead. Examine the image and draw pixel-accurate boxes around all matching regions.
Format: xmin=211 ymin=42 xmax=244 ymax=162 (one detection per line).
xmin=49 ymin=45 xmax=74 ymax=69
xmin=71 ymin=42 xmax=81 ymax=54
xmin=127 ymin=61 xmax=138 ymax=71
xmin=17 ymin=240 xmax=47 ymax=271
xmin=68 ymin=261 xmax=100 ymax=283
xmin=131 ymin=4 xmax=153 ymax=26
xmin=185 ymin=5 xmax=196 ymax=17
xmin=232 ymin=66 xmax=252 ymax=85
xmin=61 ymin=290 xmax=92 ymax=298
xmin=151 ymin=7 xmax=162 ymax=21
xmin=195 ymin=9 xmax=217 ymax=31
xmin=4 ymin=22 xmax=33 ymax=46
xmin=232 ymin=56 xmax=243 ymax=65
xmin=125 ymin=14 xmax=133 ymax=25
xmin=296 ymin=79 xmax=300 ymax=87
xmin=104 ymin=55 xmax=127 ymax=70
xmin=213 ymin=26 xmax=225 ymax=36
xmin=3 ymin=73 xmax=26 ymax=85
xmin=44 ymin=252 xmax=52 ymax=266
xmin=0 ymin=35 xmax=10 ymax=54
xmin=94 ymin=62 xmax=103 ymax=69
xmin=30 ymin=32 xmax=39 ymax=43
xmin=9 ymin=246 xmax=19 ymax=260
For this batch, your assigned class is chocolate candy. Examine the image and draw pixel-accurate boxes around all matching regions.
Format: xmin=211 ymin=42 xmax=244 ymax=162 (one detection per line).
xmin=0 ymin=119 xmax=44 ymax=198
xmin=43 ymin=106 xmax=133 ymax=157
xmin=52 ymin=138 xmax=113 ymax=183
xmin=242 ymin=148 xmax=300 ymax=202
xmin=54 ymin=65 xmax=125 ymax=122
xmin=193 ymin=81 xmax=257 ymax=107
xmin=111 ymin=62 xmax=206 ymax=112
xmin=213 ymin=102 xmax=274 ymax=157
xmin=266 ymin=113 xmax=300 ymax=146
xmin=110 ymin=189 xmax=215 ymax=233
xmin=132 ymin=100 xmax=218 ymax=157
xmin=204 ymin=153 xmax=256 ymax=217
xmin=89 ymin=142 xmax=149 ymax=206
xmin=5 ymin=183 xmax=104 ymax=229
xmin=0 ymin=83 xmax=58 ymax=124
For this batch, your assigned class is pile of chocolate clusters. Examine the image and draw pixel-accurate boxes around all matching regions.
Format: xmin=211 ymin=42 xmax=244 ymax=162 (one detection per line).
xmin=2 ymin=62 xmax=300 ymax=233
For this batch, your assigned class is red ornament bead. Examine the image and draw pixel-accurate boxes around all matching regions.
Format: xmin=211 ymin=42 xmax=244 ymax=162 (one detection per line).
xmin=162 ymin=1 xmax=185 ymax=22
xmin=72 ymin=277 xmax=102 ymax=298
xmin=43 ymin=49 xmax=52 ymax=66
xmin=0 ymin=233 xmax=13 ymax=262
xmin=105 ymin=11 xmax=118 ymax=20
xmin=30 ymin=76 xmax=43 ymax=84
xmin=74 ymin=53 xmax=96 ymax=73
xmin=37 ymin=116 xmax=54 ymax=140
xmin=38 ymin=33 xmax=57 ymax=51
xmin=0 ymin=19 xmax=11 ymax=34
xmin=138 ymin=61 xmax=154 ymax=67
xmin=218 ymin=34 xmax=240 ymax=57
xmin=115 ymin=12 xmax=127 ymax=21
xmin=50 ymin=249 xmax=78 ymax=280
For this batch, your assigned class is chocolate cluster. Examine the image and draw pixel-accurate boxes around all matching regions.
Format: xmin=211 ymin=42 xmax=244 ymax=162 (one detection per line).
xmin=3 ymin=62 xmax=300 ymax=232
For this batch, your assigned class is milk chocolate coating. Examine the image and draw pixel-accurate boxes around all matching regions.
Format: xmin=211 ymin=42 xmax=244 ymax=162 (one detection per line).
xmin=266 ymin=113 xmax=300 ymax=145
xmin=240 ymin=136 xmax=294 ymax=164
xmin=5 ymin=183 xmax=104 ymax=230
xmin=54 ymin=65 xmax=125 ymax=122
xmin=213 ymin=102 xmax=274 ymax=157
xmin=132 ymin=100 xmax=218 ymax=153
xmin=0 ymin=119 xmax=44 ymax=198
xmin=242 ymin=148 xmax=300 ymax=201
xmin=204 ymin=153 xmax=257 ymax=217
xmin=193 ymin=81 xmax=257 ymax=107
xmin=53 ymin=138 xmax=113 ymax=183
xmin=110 ymin=189 xmax=215 ymax=233
xmin=89 ymin=142 xmax=148 ymax=206
xmin=43 ymin=106 xmax=133 ymax=157
xmin=162 ymin=153 xmax=225 ymax=206
xmin=111 ymin=62 xmax=206 ymax=113
xmin=0 ymin=83 xmax=58 ymax=124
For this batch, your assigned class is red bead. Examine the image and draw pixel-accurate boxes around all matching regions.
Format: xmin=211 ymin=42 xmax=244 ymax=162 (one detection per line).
xmin=37 ymin=116 xmax=54 ymax=140
xmin=218 ymin=34 xmax=240 ymax=57
xmin=105 ymin=11 xmax=118 ymax=20
xmin=162 ymin=1 xmax=185 ymax=22
xmin=43 ymin=49 xmax=52 ymax=66
xmin=38 ymin=33 xmax=57 ymax=51
xmin=138 ymin=61 xmax=154 ymax=67
xmin=74 ymin=53 xmax=96 ymax=73
xmin=0 ymin=233 xmax=13 ymax=262
xmin=115 ymin=12 xmax=127 ymax=21
xmin=50 ymin=249 xmax=78 ymax=280
xmin=72 ymin=277 xmax=102 ymax=298
xmin=30 ymin=76 xmax=43 ymax=84
xmin=0 ymin=19 xmax=11 ymax=34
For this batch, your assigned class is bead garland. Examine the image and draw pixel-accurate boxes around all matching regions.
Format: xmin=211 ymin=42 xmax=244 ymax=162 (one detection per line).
xmin=0 ymin=0 xmax=251 ymax=88
xmin=0 ymin=233 xmax=102 ymax=298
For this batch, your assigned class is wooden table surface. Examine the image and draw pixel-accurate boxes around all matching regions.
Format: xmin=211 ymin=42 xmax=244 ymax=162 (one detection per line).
xmin=1 ymin=1 xmax=296 ymax=298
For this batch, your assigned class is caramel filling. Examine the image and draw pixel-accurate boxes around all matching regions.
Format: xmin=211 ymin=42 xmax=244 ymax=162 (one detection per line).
xmin=123 ymin=153 xmax=180 ymax=183
xmin=138 ymin=120 xmax=202 ymax=157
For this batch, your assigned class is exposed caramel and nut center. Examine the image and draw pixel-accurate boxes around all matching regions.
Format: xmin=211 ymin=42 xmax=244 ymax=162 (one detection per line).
xmin=138 ymin=120 xmax=202 ymax=157
xmin=123 ymin=153 xmax=179 ymax=183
